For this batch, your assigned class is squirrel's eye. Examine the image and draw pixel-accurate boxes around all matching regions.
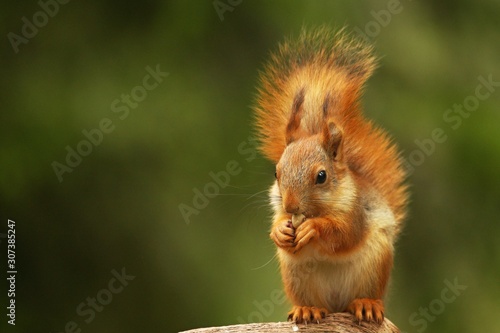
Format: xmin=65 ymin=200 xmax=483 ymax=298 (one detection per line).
xmin=316 ymin=170 xmax=327 ymax=184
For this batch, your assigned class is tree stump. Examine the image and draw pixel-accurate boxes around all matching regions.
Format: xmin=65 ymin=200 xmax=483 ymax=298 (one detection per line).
xmin=180 ymin=313 xmax=400 ymax=333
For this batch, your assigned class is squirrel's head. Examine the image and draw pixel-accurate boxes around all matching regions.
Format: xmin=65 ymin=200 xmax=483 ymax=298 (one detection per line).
xmin=271 ymin=90 xmax=353 ymax=218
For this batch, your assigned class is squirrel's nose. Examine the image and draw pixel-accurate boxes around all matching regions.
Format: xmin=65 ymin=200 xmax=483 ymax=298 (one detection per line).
xmin=283 ymin=193 xmax=300 ymax=214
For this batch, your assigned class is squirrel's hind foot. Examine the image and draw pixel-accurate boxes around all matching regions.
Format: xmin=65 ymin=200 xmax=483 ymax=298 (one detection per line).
xmin=287 ymin=305 xmax=328 ymax=324
xmin=346 ymin=298 xmax=384 ymax=324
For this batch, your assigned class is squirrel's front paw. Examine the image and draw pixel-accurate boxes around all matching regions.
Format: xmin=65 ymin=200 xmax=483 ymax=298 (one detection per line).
xmin=270 ymin=220 xmax=295 ymax=250
xmin=293 ymin=222 xmax=317 ymax=253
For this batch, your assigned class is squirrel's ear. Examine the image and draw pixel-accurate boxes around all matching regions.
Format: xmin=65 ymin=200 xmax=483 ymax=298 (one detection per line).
xmin=285 ymin=88 xmax=305 ymax=145
xmin=323 ymin=121 xmax=343 ymax=161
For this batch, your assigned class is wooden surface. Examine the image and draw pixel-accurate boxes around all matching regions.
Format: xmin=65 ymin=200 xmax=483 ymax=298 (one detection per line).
xmin=180 ymin=313 xmax=400 ymax=333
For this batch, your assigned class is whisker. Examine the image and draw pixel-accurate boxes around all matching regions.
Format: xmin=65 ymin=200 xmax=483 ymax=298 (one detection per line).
xmin=251 ymin=253 xmax=278 ymax=271
xmin=239 ymin=199 xmax=269 ymax=213
xmin=246 ymin=189 xmax=269 ymax=201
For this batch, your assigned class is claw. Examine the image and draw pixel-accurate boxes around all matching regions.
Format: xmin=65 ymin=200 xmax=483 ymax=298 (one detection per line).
xmin=346 ymin=298 xmax=384 ymax=324
xmin=287 ymin=306 xmax=329 ymax=324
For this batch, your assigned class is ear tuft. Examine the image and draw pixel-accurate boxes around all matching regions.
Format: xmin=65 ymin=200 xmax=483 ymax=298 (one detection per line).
xmin=285 ymin=88 xmax=305 ymax=145
xmin=323 ymin=121 xmax=343 ymax=160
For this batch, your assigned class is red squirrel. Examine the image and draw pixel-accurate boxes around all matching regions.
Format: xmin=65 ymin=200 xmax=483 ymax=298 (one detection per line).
xmin=253 ymin=27 xmax=408 ymax=324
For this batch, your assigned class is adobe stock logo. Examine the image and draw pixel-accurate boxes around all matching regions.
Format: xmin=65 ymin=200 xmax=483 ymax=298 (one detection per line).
xmin=354 ymin=0 xmax=405 ymax=42
xmin=178 ymin=136 xmax=257 ymax=225
xmin=236 ymin=289 xmax=287 ymax=324
xmin=408 ymin=277 xmax=467 ymax=332
xmin=51 ymin=267 xmax=135 ymax=333
xmin=402 ymin=74 xmax=500 ymax=175
xmin=8 ymin=0 xmax=72 ymax=54
xmin=52 ymin=64 xmax=169 ymax=182
xmin=213 ymin=0 xmax=242 ymax=21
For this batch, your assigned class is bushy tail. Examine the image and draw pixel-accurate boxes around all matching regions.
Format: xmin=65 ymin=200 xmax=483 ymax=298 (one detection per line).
xmin=253 ymin=26 xmax=377 ymax=162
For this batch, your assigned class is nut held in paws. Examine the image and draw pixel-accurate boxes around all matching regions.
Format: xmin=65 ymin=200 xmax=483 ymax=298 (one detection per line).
xmin=291 ymin=214 xmax=305 ymax=228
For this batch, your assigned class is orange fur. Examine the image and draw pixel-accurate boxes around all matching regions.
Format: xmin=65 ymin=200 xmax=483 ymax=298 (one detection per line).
xmin=255 ymin=26 xmax=408 ymax=324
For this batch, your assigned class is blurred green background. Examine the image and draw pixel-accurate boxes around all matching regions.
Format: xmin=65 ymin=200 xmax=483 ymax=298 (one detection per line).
xmin=1 ymin=1 xmax=499 ymax=332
